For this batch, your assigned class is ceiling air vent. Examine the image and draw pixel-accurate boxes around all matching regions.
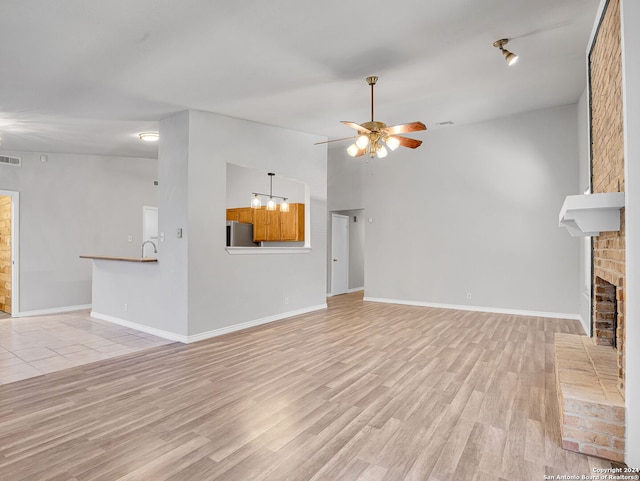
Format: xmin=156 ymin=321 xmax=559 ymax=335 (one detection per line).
xmin=0 ymin=155 xmax=21 ymax=167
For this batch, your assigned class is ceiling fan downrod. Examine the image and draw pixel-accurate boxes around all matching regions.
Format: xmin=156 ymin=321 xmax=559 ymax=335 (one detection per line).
xmin=366 ymin=76 xmax=378 ymax=122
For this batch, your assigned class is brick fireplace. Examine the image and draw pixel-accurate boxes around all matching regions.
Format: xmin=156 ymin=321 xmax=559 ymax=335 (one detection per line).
xmin=555 ymin=0 xmax=626 ymax=463
xmin=593 ymin=277 xmax=617 ymax=347
xmin=589 ymin=0 xmax=625 ymax=393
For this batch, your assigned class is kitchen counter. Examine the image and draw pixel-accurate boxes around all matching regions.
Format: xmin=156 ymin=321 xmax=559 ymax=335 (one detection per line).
xmin=80 ymin=255 xmax=158 ymax=263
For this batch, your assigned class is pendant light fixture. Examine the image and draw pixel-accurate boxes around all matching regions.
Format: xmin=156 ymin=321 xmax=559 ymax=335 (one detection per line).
xmin=493 ymin=38 xmax=518 ymax=66
xmin=251 ymin=172 xmax=289 ymax=212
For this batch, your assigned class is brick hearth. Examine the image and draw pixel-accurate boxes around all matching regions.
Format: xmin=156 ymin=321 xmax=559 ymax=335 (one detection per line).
xmin=555 ymin=333 xmax=625 ymax=463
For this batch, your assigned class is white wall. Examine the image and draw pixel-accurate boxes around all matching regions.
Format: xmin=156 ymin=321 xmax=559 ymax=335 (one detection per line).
xmin=621 ymin=0 xmax=640 ymax=468
xmin=226 ymin=163 xmax=306 ymax=208
xmin=329 ymin=104 xmax=581 ymax=316
xmin=186 ymin=110 xmax=327 ymax=336
xmin=89 ymin=111 xmax=191 ymax=337
xmin=328 ymin=142 xmax=366 ymax=212
xmin=89 ymin=110 xmax=328 ymax=339
xmin=0 ymin=151 xmax=157 ymax=313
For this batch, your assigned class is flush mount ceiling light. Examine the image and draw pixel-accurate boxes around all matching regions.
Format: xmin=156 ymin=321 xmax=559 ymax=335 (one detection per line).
xmin=315 ymin=76 xmax=426 ymax=158
xmin=251 ymin=172 xmax=289 ymax=212
xmin=138 ymin=132 xmax=159 ymax=142
xmin=493 ymin=38 xmax=519 ymax=66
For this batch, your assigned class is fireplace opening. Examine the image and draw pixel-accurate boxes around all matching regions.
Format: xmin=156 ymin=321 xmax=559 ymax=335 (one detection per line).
xmin=593 ymin=277 xmax=618 ymax=348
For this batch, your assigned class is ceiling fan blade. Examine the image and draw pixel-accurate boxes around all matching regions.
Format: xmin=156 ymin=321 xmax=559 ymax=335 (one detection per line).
xmin=383 ymin=121 xmax=427 ymax=135
xmin=314 ymin=136 xmax=356 ymax=145
xmin=392 ymin=135 xmax=423 ymax=149
xmin=341 ymin=121 xmax=371 ymax=133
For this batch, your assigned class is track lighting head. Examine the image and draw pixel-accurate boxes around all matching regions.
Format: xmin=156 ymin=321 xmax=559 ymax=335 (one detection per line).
xmin=493 ymin=38 xmax=518 ymax=66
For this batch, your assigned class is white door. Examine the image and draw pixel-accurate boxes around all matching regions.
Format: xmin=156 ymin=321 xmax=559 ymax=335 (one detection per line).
xmin=142 ymin=206 xmax=158 ymax=243
xmin=0 ymin=190 xmax=19 ymax=316
xmin=331 ymin=214 xmax=349 ymax=295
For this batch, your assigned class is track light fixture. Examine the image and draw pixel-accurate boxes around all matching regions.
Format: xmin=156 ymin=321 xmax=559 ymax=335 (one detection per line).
xmin=493 ymin=38 xmax=518 ymax=66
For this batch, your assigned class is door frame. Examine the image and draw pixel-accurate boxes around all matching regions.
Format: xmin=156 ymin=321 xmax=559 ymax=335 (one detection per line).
xmin=0 ymin=190 xmax=19 ymax=316
xmin=142 ymin=205 xmax=159 ymax=243
xmin=330 ymin=213 xmax=350 ymax=296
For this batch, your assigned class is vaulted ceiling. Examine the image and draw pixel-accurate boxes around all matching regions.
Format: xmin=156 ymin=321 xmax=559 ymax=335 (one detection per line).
xmin=0 ymin=0 xmax=599 ymax=158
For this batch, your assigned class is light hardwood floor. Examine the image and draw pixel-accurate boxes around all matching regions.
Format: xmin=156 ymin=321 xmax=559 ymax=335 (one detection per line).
xmin=0 ymin=293 xmax=615 ymax=480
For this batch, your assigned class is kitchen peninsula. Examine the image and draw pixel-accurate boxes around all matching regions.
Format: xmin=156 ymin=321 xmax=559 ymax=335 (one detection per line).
xmin=79 ymin=253 xmax=180 ymax=343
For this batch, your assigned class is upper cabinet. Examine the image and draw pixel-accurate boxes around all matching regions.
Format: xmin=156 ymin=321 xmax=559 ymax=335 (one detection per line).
xmin=280 ymin=203 xmax=304 ymax=241
xmin=227 ymin=203 xmax=305 ymax=242
xmin=252 ymin=208 xmax=281 ymax=241
xmin=226 ymin=207 xmax=253 ymax=224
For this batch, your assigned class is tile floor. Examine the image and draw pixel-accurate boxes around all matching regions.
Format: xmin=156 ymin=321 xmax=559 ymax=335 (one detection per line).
xmin=0 ymin=309 xmax=172 ymax=385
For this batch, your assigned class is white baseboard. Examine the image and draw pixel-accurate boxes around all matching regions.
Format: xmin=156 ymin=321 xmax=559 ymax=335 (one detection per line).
xmin=578 ymin=314 xmax=590 ymax=337
xmin=91 ymin=303 xmax=328 ymax=344
xmin=363 ymin=297 xmax=581 ymax=321
xmin=16 ymin=304 xmax=93 ymax=318
xmin=90 ymin=311 xmax=188 ymax=343
xmin=186 ymin=304 xmax=327 ymax=343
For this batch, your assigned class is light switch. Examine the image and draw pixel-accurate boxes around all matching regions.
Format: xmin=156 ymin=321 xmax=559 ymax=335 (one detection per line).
xmin=177 ymin=228 xmax=183 ymax=238
xmin=127 ymin=235 xmax=133 ymax=243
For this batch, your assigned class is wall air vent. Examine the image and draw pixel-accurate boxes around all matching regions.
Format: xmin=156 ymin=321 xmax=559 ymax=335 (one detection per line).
xmin=0 ymin=155 xmax=21 ymax=166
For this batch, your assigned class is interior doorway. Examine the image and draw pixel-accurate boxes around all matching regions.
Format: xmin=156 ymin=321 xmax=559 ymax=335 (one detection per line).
xmin=329 ymin=209 xmax=365 ymax=296
xmin=142 ymin=206 xmax=159 ymax=243
xmin=0 ymin=190 xmax=19 ymax=316
xmin=331 ymin=214 xmax=349 ymax=296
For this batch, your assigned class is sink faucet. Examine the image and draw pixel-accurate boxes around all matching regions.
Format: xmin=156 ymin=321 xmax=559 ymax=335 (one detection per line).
xmin=141 ymin=240 xmax=157 ymax=258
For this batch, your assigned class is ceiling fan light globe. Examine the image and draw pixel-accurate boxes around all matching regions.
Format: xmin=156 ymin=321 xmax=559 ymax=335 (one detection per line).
xmin=346 ymin=144 xmax=360 ymax=157
xmin=385 ymin=136 xmax=400 ymax=151
xmin=376 ymin=145 xmax=388 ymax=158
xmin=356 ymin=135 xmax=370 ymax=149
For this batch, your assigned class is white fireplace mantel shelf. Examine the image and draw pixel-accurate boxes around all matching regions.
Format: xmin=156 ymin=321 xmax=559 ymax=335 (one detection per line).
xmin=559 ymin=192 xmax=625 ymax=237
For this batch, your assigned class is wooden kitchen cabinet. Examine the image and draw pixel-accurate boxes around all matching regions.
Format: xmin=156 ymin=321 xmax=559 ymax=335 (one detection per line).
xmin=228 ymin=204 xmax=305 ymax=242
xmin=226 ymin=208 xmax=238 ymax=221
xmin=280 ymin=203 xmax=305 ymax=241
xmin=253 ymin=208 xmax=281 ymax=241
xmin=226 ymin=207 xmax=253 ymax=223
xmin=237 ymin=208 xmax=253 ymax=224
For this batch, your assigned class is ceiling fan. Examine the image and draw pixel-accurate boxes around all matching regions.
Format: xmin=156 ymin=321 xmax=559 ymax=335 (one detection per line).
xmin=316 ymin=76 xmax=426 ymax=158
